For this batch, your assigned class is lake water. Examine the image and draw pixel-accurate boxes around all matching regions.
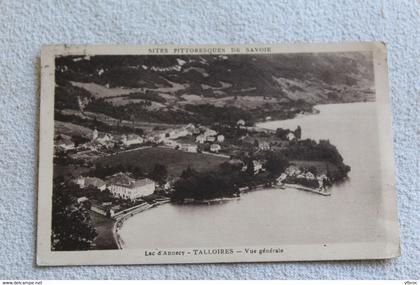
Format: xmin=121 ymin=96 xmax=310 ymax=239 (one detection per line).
xmin=119 ymin=102 xmax=387 ymax=248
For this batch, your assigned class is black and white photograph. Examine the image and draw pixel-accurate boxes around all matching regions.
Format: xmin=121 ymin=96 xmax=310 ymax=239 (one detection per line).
xmin=37 ymin=43 xmax=400 ymax=265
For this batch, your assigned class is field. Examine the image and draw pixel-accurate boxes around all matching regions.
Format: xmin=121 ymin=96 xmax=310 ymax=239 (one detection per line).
xmin=95 ymin=146 xmax=229 ymax=177
xmin=55 ymin=120 xmax=93 ymax=139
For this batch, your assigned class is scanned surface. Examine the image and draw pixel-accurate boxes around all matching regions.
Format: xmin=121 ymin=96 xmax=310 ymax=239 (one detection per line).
xmin=37 ymin=42 xmax=400 ymax=265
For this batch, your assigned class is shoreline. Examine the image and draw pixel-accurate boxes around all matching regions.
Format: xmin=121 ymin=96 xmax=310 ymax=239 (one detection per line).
xmin=282 ymin=183 xmax=331 ymax=196
xmin=111 ymin=182 xmax=331 ymax=249
xmin=255 ymin=106 xmax=320 ymax=131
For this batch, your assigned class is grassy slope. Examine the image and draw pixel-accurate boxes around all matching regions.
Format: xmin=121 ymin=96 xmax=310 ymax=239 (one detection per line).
xmin=95 ymin=147 xmax=228 ymax=177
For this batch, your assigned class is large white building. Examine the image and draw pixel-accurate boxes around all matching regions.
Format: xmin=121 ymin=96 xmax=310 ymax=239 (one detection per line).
xmin=122 ymin=134 xmax=144 ymax=146
xmin=75 ymin=176 xmax=107 ymax=191
xmin=107 ymin=172 xmax=155 ymax=201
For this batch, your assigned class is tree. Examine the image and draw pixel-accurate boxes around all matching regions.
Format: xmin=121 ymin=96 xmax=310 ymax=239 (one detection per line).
xmin=150 ymin=164 xmax=168 ymax=184
xmin=181 ymin=166 xmax=198 ymax=179
xmin=245 ymin=159 xmax=255 ymax=177
xmin=265 ymin=153 xmax=289 ymax=177
xmin=172 ymin=171 xmax=237 ymax=202
xmin=253 ymin=139 xmax=259 ymax=148
xmin=132 ymin=166 xmax=144 ymax=179
xmin=308 ymin=166 xmax=318 ymax=176
xmin=294 ymin=126 xmax=302 ymax=140
xmin=275 ymin=128 xmax=289 ymax=140
xmin=51 ymin=179 xmax=97 ymax=251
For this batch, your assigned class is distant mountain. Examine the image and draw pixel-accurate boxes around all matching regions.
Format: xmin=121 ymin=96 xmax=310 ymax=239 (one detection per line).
xmin=56 ymin=52 xmax=375 ymax=104
xmin=54 ymin=52 xmax=375 ymax=126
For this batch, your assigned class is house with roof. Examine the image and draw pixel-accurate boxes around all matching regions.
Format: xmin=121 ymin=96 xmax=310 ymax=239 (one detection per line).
xmin=204 ymin=129 xmax=217 ymax=137
xmin=206 ymin=136 xmax=216 ymax=143
xmin=287 ymin=132 xmax=296 ymax=141
xmin=85 ymin=177 xmax=107 ymax=191
xmin=195 ymin=134 xmax=206 ymax=143
xmin=75 ymin=176 xmax=107 ymax=191
xmin=305 ymin=172 xmax=316 ymax=180
xmin=210 ymin=144 xmax=221 ymax=153
xmin=107 ymin=172 xmax=155 ymax=201
xmin=77 ymin=196 xmax=89 ymax=204
xmin=241 ymin=160 xmax=264 ymax=174
xmin=237 ymin=119 xmax=245 ymax=126
xmin=97 ymin=134 xmax=113 ymax=145
xmin=276 ymin=173 xmax=287 ymax=184
xmin=169 ymin=128 xmax=190 ymax=139
xmin=258 ymin=141 xmax=271 ymax=150
xmin=317 ymin=174 xmax=328 ymax=188
xmin=252 ymin=160 xmax=264 ymax=174
xmin=92 ymin=128 xmax=98 ymax=141
xmin=217 ymin=134 xmax=225 ymax=143
xmin=184 ymin=123 xmax=196 ymax=133
xmin=179 ymin=143 xmax=198 ymax=153
xmin=56 ymin=135 xmax=75 ymax=151
xmin=90 ymin=202 xmax=119 ymax=217
xmin=123 ymin=134 xmax=144 ymax=146
xmin=285 ymin=165 xmax=301 ymax=176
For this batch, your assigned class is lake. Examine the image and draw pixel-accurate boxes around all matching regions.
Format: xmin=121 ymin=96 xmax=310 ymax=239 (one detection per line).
xmin=119 ymin=102 xmax=388 ymax=248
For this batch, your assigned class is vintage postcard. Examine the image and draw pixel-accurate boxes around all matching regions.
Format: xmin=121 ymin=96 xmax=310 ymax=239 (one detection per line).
xmin=37 ymin=42 xmax=400 ymax=266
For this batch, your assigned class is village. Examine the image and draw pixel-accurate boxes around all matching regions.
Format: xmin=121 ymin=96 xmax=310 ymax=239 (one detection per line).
xmin=54 ymin=116 xmax=334 ymax=225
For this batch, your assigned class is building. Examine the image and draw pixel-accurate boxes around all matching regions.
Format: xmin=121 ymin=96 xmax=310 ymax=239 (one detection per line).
xmin=195 ymin=134 xmax=206 ymax=143
xmin=147 ymin=135 xmax=162 ymax=143
xmin=287 ymin=132 xmax=296 ymax=141
xmin=163 ymin=181 xmax=172 ymax=191
xmin=107 ymin=172 xmax=156 ymax=201
xmin=252 ymin=160 xmax=263 ymax=174
xmin=77 ymin=196 xmax=89 ymax=204
xmin=165 ymin=140 xmax=178 ymax=148
xmin=276 ymin=173 xmax=287 ymax=184
xmin=180 ymin=144 xmax=198 ymax=153
xmin=56 ymin=135 xmax=75 ymax=151
xmin=204 ymin=129 xmax=217 ymax=137
xmin=85 ymin=177 xmax=107 ymax=191
xmin=185 ymin=123 xmax=196 ymax=133
xmin=317 ymin=174 xmax=328 ymax=188
xmin=124 ymin=134 xmax=144 ymax=146
xmin=90 ymin=203 xmax=119 ymax=217
xmin=169 ymin=129 xmax=190 ymax=139
xmin=285 ymin=165 xmax=301 ymax=176
xmin=210 ymin=144 xmax=221 ymax=153
xmin=217 ymin=134 xmax=225 ymax=143
xmin=76 ymin=176 xmax=107 ymax=191
xmin=91 ymin=204 xmax=108 ymax=216
xmin=305 ymin=172 xmax=316 ymax=180
xmin=74 ymin=176 xmax=85 ymax=187
xmin=237 ymin=119 xmax=245 ymax=126
xmin=92 ymin=128 xmax=98 ymax=141
xmin=259 ymin=141 xmax=271 ymax=150
xmin=206 ymin=136 xmax=216 ymax=142
xmin=241 ymin=160 xmax=264 ymax=174
xmin=97 ymin=134 xmax=113 ymax=145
